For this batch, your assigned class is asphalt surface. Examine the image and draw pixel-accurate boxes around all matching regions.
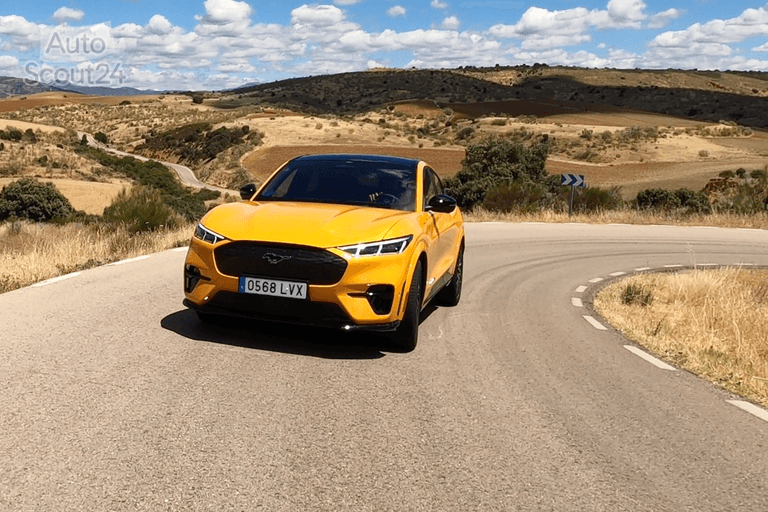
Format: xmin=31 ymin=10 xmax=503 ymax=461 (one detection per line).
xmin=2 ymin=223 xmax=768 ymax=511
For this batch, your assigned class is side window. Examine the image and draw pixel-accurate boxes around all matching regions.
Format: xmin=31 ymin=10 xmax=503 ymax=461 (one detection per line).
xmin=423 ymin=167 xmax=442 ymax=209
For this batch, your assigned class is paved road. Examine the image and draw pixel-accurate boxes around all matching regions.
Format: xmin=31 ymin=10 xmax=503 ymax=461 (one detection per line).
xmin=78 ymin=132 xmax=235 ymax=195
xmin=2 ymin=223 xmax=768 ymax=511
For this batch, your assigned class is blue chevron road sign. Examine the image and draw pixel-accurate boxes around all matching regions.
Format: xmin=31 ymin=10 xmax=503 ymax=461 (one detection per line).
xmin=561 ymin=174 xmax=586 ymax=187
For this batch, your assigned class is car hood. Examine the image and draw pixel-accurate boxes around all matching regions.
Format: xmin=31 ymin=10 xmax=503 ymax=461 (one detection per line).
xmin=201 ymin=201 xmax=411 ymax=248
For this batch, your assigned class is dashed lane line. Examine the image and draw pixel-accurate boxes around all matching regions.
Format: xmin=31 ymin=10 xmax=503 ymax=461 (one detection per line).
xmin=31 ymin=272 xmax=82 ymax=288
xmin=571 ymin=297 xmax=583 ymax=308
xmin=583 ymin=315 xmax=607 ymax=331
xmin=108 ymin=255 xmax=152 ymax=266
xmin=575 ymin=285 xmax=587 ymax=293
xmin=726 ymin=401 xmax=768 ymax=423
xmin=623 ymin=345 xmax=677 ymax=371
xmin=588 ymin=277 xmax=604 ymax=283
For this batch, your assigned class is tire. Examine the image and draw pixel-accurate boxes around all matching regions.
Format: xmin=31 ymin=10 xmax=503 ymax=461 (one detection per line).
xmin=392 ymin=261 xmax=423 ymax=352
xmin=436 ymin=245 xmax=463 ymax=307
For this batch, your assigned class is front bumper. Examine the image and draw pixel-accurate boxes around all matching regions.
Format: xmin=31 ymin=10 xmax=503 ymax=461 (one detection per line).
xmin=183 ymin=237 xmax=413 ymax=330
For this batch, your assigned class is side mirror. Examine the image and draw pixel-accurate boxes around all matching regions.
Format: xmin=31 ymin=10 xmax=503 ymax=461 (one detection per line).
xmin=239 ymin=183 xmax=257 ymax=201
xmin=426 ymin=194 xmax=457 ymax=214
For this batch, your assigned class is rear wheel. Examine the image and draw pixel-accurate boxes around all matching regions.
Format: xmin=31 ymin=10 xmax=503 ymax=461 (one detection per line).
xmin=436 ymin=245 xmax=463 ymax=307
xmin=392 ymin=261 xmax=423 ymax=352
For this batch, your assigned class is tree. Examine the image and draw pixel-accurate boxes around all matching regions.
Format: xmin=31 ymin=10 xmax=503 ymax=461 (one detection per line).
xmin=0 ymin=177 xmax=74 ymax=222
xmin=444 ymin=137 xmax=552 ymax=210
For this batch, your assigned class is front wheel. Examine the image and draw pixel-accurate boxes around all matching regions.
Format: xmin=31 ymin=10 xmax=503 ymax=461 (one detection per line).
xmin=436 ymin=245 xmax=463 ymax=307
xmin=391 ymin=261 xmax=423 ymax=352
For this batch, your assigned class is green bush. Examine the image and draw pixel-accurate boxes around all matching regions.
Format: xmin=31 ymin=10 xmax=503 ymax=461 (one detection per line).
xmin=636 ymin=188 xmax=681 ymax=210
xmin=444 ymin=137 xmax=552 ymax=210
xmin=0 ymin=177 xmax=75 ymax=222
xmin=482 ymin=181 xmax=555 ymax=213
xmin=568 ymin=186 xmax=624 ymax=213
xmin=102 ymin=187 xmax=180 ymax=233
xmin=94 ymin=132 xmax=108 ymax=144
xmin=636 ymin=187 xmax=711 ymax=214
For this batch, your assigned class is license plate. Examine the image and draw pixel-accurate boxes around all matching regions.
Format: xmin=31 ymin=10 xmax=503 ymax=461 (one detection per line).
xmin=238 ymin=276 xmax=308 ymax=299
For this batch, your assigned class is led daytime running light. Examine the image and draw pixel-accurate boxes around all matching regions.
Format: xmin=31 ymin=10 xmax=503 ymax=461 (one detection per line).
xmin=194 ymin=223 xmax=226 ymax=244
xmin=339 ymin=235 xmax=413 ymax=258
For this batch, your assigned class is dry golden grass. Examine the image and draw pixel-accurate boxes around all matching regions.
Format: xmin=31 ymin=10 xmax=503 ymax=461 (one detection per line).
xmin=0 ymin=220 xmax=193 ymax=294
xmin=595 ymin=268 xmax=768 ymax=408
xmin=465 ymin=208 xmax=768 ymax=230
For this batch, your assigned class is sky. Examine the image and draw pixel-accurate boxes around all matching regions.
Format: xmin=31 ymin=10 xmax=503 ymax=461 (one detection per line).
xmin=1 ymin=1 xmax=768 ymax=91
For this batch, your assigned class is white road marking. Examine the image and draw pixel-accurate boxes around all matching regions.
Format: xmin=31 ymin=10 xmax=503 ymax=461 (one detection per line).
xmin=609 ymin=271 xmax=626 ymax=277
xmin=738 ymin=263 xmax=755 ymax=266
xmin=588 ymin=277 xmax=604 ymax=283
xmin=571 ymin=297 xmax=583 ymax=308
xmin=172 ymin=247 xmax=188 ymax=252
xmin=634 ymin=267 xmax=651 ymax=272
xmin=575 ymin=285 xmax=587 ymax=293
xmin=727 ymin=401 xmax=768 ymax=423
xmin=108 ymin=255 xmax=152 ymax=266
xmin=31 ymin=272 xmax=82 ymax=288
xmin=623 ymin=345 xmax=677 ymax=371
xmin=696 ymin=263 xmax=718 ymax=267
xmin=583 ymin=315 xmax=607 ymax=330
xmin=664 ymin=264 xmax=684 ymax=268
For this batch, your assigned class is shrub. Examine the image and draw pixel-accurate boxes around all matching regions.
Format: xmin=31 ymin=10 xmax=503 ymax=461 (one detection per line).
xmin=719 ymin=170 xmax=735 ymax=178
xmin=482 ymin=181 xmax=555 ymax=213
xmin=455 ymin=127 xmax=475 ymax=140
xmin=622 ymin=283 xmax=653 ymax=306
xmin=569 ymin=186 xmax=624 ymax=213
xmin=636 ymin=188 xmax=681 ymax=210
xmin=736 ymin=168 xmax=747 ymax=179
xmin=751 ymin=169 xmax=767 ymax=180
xmin=636 ymin=187 xmax=711 ymax=213
xmin=94 ymin=132 xmax=108 ymax=144
xmin=490 ymin=119 xmax=507 ymax=126
xmin=102 ymin=186 xmax=180 ymax=233
xmin=23 ymin=129 xmax=37 ymax=143
xmin=0 ymin=177 xmax=75 ymax=222
xmin=444 ymin=137 xmax=552 ymax=210
xmin=699 ymin=150 xmax=709 ymax=158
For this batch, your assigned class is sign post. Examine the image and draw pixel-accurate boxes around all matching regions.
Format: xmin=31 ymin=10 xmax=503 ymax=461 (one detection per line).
xmin=560 ymin=174 xmax=586 ymax=217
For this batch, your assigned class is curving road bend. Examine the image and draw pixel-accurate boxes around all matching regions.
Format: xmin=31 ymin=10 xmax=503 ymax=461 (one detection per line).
xmin=78 ymin=132 xmax=235 ymax=195
xmin=1 ymin=223 xmax=768 ymax=511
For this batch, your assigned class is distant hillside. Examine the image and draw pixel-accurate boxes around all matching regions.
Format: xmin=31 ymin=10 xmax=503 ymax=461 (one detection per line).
xmin=215 ymin=66 xmax=768 ymax=129
xmin=0 ymin=76 xmax=163 ymax=98
xmin=0 ymin=77 xmax=68 ymax=98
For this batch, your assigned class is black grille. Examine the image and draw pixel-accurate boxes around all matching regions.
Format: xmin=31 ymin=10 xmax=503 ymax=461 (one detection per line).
xmin=205 ymin=292 xmax=350 ymax=326
xmin=214 ymin=242 xmax=347 ymax=285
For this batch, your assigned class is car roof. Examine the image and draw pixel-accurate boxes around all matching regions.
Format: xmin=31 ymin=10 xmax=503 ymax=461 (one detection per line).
xmin=291 ymin=153 xmax=422 ymax=168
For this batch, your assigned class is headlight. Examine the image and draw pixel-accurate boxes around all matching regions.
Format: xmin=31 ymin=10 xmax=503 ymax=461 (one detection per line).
xmin=194 ymin=223 xmax=227 ymax=244
xmin=338 ymin=235 xmax=413 ymax=258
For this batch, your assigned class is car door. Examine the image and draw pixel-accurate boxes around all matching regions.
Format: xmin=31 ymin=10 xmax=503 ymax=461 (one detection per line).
xmin=423 ymin=167 xmax=459 ymax=291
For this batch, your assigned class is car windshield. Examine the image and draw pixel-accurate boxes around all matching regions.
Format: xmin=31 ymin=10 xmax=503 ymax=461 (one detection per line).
xmin=256 ymin=157 xmax=417 ymax=211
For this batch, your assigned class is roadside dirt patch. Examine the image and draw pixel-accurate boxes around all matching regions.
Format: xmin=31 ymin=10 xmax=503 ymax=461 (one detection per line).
xmin=242 ymin=145 xmax=465 ymax=182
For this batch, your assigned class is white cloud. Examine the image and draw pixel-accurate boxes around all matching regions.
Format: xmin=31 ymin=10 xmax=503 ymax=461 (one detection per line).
xmin=334 ymin=0 xmax=361 ymax=4
xmin=147 ymin=15 xmax=174 ymax=35
xmin=0 ymin=55 xmax=19 ymax=68
xmin=387 ymin=6 xmax=406 ymax=18
xmin=649 ymin=8 xmax=682 ymax=29
xmin=292 ymin=5 xmax=346 ymax=26
xmin=442 ymin=16 xmax=460 ymax=30
xmin=431 ymin=0 xmax=448 ymax=8
xmin=196 ymin=0 xmax=253 ymax=25
xmin=52 ymin=7 xmax=85 ymax=24
xmin=606 ymin=0 xmax=646 ymax=27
